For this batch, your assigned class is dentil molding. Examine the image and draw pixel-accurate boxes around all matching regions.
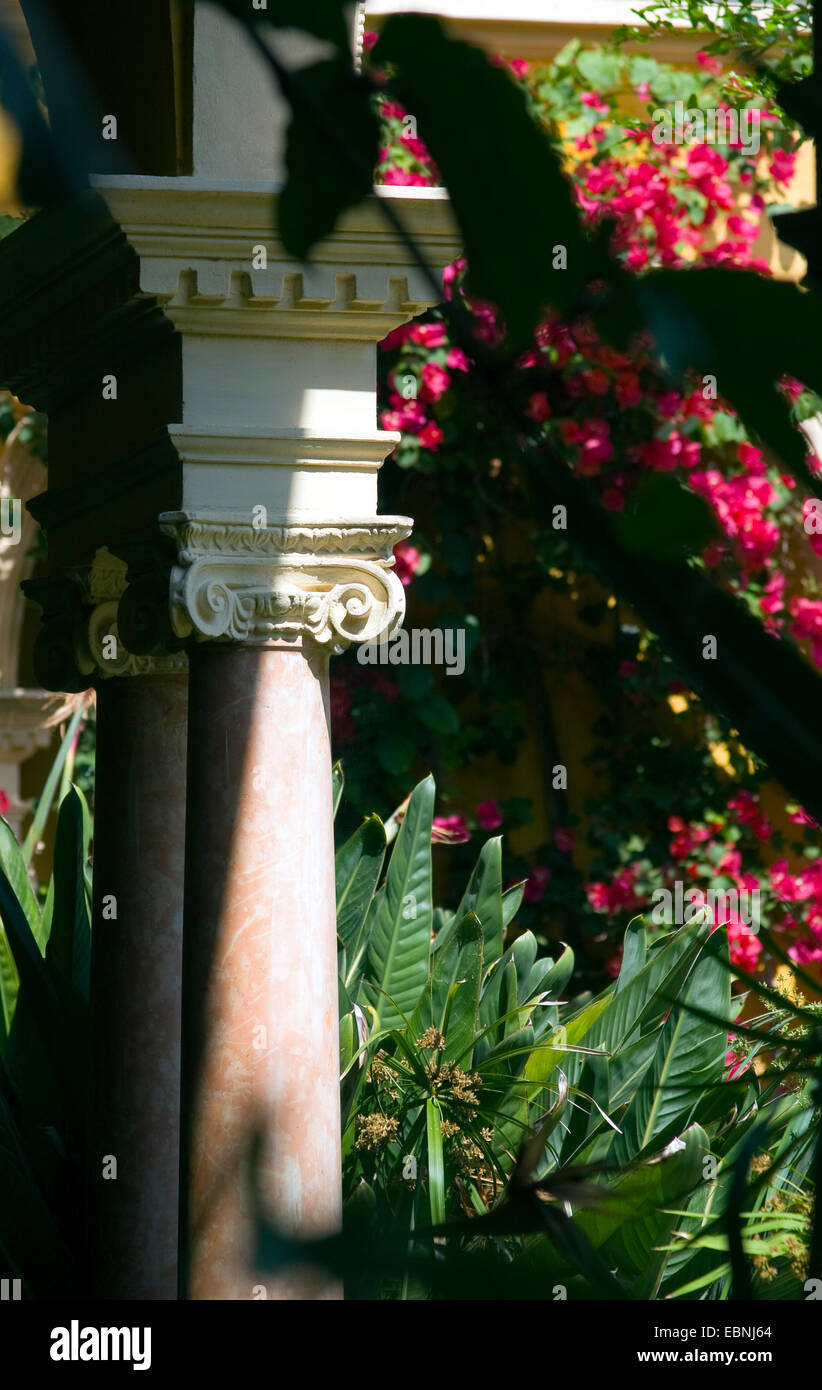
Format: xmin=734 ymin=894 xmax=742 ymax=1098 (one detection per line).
xmin=91 ymin=180 xmax=461 ymax=331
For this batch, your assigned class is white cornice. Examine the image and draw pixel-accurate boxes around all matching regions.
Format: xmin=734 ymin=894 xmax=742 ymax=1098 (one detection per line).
xmin=91 ymin=179 xmax=461 ymax=285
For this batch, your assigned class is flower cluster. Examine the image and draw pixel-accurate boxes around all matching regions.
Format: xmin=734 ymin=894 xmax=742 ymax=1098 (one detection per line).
xmin=345 ymin=37 xmax=822 ymax=979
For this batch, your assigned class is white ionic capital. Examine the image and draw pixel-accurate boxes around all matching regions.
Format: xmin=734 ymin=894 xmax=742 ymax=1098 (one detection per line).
xmin=75 ymin=549 xmax=188 ymax=679
xmin=160 ymin=511 xmax=411 ymax=652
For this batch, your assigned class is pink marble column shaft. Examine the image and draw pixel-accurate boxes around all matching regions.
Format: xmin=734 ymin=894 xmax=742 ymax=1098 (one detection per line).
xmin=180 ymin=640 xmax=341 ymax=1300
xmin=89 ymin=672 xmax=188 ymax=1299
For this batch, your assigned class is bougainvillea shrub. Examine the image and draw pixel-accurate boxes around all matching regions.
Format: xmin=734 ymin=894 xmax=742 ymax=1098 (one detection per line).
xmin=330 ymin=35 xmax=822 ymax=988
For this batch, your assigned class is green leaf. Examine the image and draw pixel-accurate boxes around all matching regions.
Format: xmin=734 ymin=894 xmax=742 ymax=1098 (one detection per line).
xmin=376 ymin=729 xmax=415 ymax=775
xmin=615 ymin=918 xmax=646 ymax=994
xmin=586 ymin=918 xmax=712 ymax=1057
xmin=332 ymin=761 xmax=344 ymax=818
xmin=363 ymin=776 xmax=434 ymax=1028
xmin=452 ymin=835 xmax=504 ymax=965
xmin=21 ymin=706 xmax=85 ymax=869
xmin=529 ymin=943 xmax=574 ymax=1008
xmin=337 ymin=813 xmax=386 ymax=970
xmin=0 ymin=817 xmax=43 ymax=951
xmin=426 ymin=1098 xmax=446 ymax=1227
xmin=417 ymin=694 xmax=459 ymax=734
xmin=0 ymin=1081 xmax=79 ymax=1296
xmin=576 ymin=49 xmax=622 ymax=91
xmin=501 ymin=881 xmax=524 ymax=931
xmin=614 ymin=930 xmax=730 ymax=1162
xmin=46 ymin=787 xmax=92 ymax=1004
xmin=279 ymin=58 xmax=379 ymax=261
xmin=0 ymin=863 xmax=61 ymax=1055
xmin=434 ymin=912 xmax=484 ymax=1063
xmin=579 ymin=1124 xmax=710 ymax=1297
xmin=0 ymin=816 xmax=45 ymax=1050
xmin=525 ymin=994 xmax=611 ymax=1087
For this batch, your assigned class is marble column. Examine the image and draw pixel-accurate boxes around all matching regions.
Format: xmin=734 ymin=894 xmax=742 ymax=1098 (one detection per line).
xmin=81 ymin=560 xmax=189 ymax=1300
xmin=180 ymin=640 xmax=339 ymax=1300
xmin=164 ymin=510 xmax=409 ymax=1299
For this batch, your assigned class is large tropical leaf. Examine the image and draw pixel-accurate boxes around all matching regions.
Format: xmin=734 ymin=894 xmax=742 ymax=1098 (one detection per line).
xmin=579 ymin=1124 xmax=711 ymax=1299
xmin=336 ymin=814 xmax=386 ymax=987
xmin=20 ymin=705 xmax=85 ymax=869
xmin=47 ymin=787 xmax=92 ymax=1004
xmin=0 ymin=816 xmax=44 ymax=1050
xmin=585 ymin=916 xmax=712 ymax=1056
xmin=0 ymin=1081 xmax=79 ymax=1297
xmin=450 ymin=835 xmax=504 ymax=966
xmin=435 ymin=912 xmax=484 ymax=1064
xmin=613 ymin=930 xmax=730 ymax=1163
xmin=525 ymin=993 xmax=612 ymax=1088
xmin=362 ymin=776 xmax=434 ymax=1028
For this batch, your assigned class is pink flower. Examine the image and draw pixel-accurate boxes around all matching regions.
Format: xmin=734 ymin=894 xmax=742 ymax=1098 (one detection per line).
xmin=525 ymin=391 xmax=551 ymax=422
xmin=0 ymin=789 xmax=9 ymax=816
xmin=509 ymin=58 xmax=530 ymax=79
xmin=555 ymin=828 xmax=576 ymax=853
xmin=393 ymin=540 xmax=421 ymax=587
xmin=602 ymin=487 xmax=626 ymax=511
xmin=476 ymin=800 xmax=503 ymax=830
xmin=420 ymin=361 xmax=451 ymax=402
xmin=432 ymin=814 xmax=471 ymax=844
xmin=718 ymin=845 xmax=742 ymax=876
xmin=575 ymin=418 xmax=613 ymax=474
xmin=363 ymin=31 xmax=379 ymax=51
xmin=523 ymin=865 xmax=551 ymax=903
xmin=582 ymin=368 xmax=609 ymax=396
xmin=697 ymin=50 xmax=722 ymax=76
xmin=727 ymin=920 xmax=762 ymax=969
xmin=639 ymin=432 xmax=700 ymax=471
xmin=580 ymin=91 xmax=610 ymax=116
xmin=615 ymin=371 xmax=641 ymax=408
xmin=738 ymin=441 xmax=765 ymax=473
xmin=727 ymin=214 xmax=759 ymax=244
xmin=418 ymin=421 xmax=444 ymax=450
xmin=388 ymin=397 xmax=427 ymax=432
xmin=770 ymin=149 xmax=796 ymax=185
xmin=790 ymin=939 xmax=822 ymax=965
xmin=380 ymin=324 xmax=412 ymax=352
xmin=409 ymin=321 xmax=447 ymax=348
xmin=400 ymin=132 xmax=431 ymax=161
xmin=446 ymin=347 xmax=470 ymax=372
xmin=781 ymin=375 xmax=805 ymax=403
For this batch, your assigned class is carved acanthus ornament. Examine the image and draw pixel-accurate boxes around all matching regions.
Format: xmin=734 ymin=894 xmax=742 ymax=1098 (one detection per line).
xmin=79 ymin=552 xmax=188 ymax=678
xmin=160 ymin=512 xmax=412 ymax=652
